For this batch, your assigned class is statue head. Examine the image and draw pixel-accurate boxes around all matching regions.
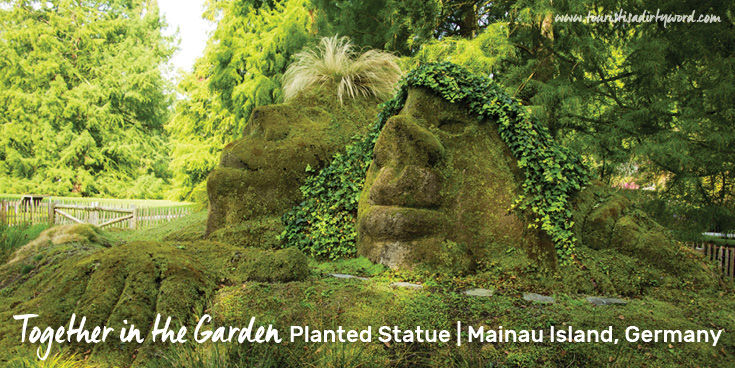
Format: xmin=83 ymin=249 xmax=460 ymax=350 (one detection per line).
xmin=357 ymin=87 xmax=553 ymax=270
xmin=206 ymin=86 xmax=377 ymax=237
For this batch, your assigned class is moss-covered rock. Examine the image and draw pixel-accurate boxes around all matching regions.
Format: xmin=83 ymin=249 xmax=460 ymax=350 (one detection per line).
xmin=233 ymin=247 xmax=309 ymax=283
xmin=5 ymin=224 xmax=110 ymax=266
xmin=355 ymin=85 xmax=720 ymax=299
xmin=568 ymin=182 xmax=717 ymax=292
xmin=206 ymin=84 xmax=380 ymax=237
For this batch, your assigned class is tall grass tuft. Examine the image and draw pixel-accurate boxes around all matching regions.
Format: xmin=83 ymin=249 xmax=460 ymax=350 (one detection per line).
xmin=283 ymin=36 xmax=402 ymax=104
xmin=0 ymin=223 xmax=49 ymax=264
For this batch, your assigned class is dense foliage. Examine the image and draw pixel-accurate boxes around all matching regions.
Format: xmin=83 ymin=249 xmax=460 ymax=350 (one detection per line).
xmin=282 ymin=62 xmax=590 ymax=261
xmin=310 ymin=0 xmax=504 ymax=53
xmin=496 ymin=0 xmax=735 ymax=234
xmin=166 ymin=59 xmax=235 ymax=201
xmin=0 ymin=0 xmax=174 ymax=198
xmin=205 ymin=0 xmax=313 ymax=123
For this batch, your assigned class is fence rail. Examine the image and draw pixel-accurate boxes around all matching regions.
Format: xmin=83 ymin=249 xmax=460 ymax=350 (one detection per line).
xmin=686 ymin=241 xmax=735 ymax=283
xmin=0 ymin=199 xmax=193 ymax=230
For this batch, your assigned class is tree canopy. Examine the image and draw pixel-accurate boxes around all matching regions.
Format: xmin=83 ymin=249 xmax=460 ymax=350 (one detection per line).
xmin=0 ymin=0 xmax=175 ymax=198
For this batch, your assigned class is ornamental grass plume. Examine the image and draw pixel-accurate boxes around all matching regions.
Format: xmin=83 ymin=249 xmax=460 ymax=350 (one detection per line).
xmin=282 ymin=36 xmax=402 ymax=104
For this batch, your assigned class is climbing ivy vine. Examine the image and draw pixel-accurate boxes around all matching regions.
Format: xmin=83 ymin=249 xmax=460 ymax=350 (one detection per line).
xmin=281 ymin=62 xmax=591 ymax=261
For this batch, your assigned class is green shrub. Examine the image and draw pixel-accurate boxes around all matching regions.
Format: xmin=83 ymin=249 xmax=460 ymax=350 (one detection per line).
xmin=282 ymin=36 xmax=402 ymax=104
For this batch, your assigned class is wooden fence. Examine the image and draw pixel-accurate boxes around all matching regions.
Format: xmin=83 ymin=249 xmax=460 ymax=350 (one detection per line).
xmin=687 ymin=241 xmax=735 ymax=283
xmin=0 ymin=199 xmax=194 ymax=230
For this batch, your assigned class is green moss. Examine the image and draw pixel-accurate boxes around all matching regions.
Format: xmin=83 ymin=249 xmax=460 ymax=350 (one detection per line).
xmin=358 ymin=88 xmax=553 ymax=272
xmin=107 ymin=211 xmax=208 ymax=244
xmin=313 ymin=256 xmax=386 ymax=277
xmin=566 ymin=183 xmax=719 ymax=295
xmin=210 ymin=277 xmax=734 ymax=367
xmin=206 ymin=84 xmax=380 ymax=236
xmin=0 ymin=225 xmax=309 ymax=367
xmin=209 ymin=216 xmax=283 ymax=249
xmin=5 ymin=224 xmax=110 ymax=268
xmin=234 ymin=247 xmax=309 ymax=283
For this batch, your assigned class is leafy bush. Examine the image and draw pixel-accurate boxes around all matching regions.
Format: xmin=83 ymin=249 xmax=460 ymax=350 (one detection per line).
xmin=282 ymin=36 xmax=402 ymax=104
xmin=282 ymin=62 xmax=590 ymax=262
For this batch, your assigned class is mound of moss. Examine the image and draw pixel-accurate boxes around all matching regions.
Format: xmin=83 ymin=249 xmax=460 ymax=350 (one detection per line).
xmin=0 ymin=225 xmax=309 ymax=367
xmin=209 ymin=216 xmax=283 ymax=249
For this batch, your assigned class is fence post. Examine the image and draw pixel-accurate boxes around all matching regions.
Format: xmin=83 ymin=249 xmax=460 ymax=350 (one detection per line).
xmin=130 ymin=205 xmax=137 ymax=230
xmin=0 ymin=199 xmax=5 ymax=226
xmin=90 ymin=201 xmax=99 ymax=226
xmin=719 ymin=245 xmax=724 ymax=273
xmin=48 ymin=202 xmax=55 ymax=226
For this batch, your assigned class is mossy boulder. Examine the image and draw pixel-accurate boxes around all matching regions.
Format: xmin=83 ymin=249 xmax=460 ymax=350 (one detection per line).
xmin=208 ymin=216 xmax=283 ymax=249
xmin=355 ymin=84 xmax=719 ymax=299
xmin=233 ymin=246 xmax=309 ymax=283
xmin=206 ymin=84 xmax=379 ymax=238
xmin=569 ymin=181 xmax=716 ymax=290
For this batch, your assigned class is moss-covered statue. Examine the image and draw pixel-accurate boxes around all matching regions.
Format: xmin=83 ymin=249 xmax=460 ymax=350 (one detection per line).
xmin=357 ymin=86 xmax=545 ymax=269
xmin=205 ymin=84 xmax=380 ymax=245
xmin=346 ymin=63 xmax=711 ymax=287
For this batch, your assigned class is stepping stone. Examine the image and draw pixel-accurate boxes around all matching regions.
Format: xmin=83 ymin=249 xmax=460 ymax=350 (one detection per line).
xmin=463 ymin=288 xmax=494 ymax=297
xmin=523 ymin=293 xmax=555 ymax=303
xmin=390 ymin=282 xmax=423 ymax=290
xmin=587 ymin=297 xmax=627 ymax=306
xmin=329 ymin=273 xmax=369 ymax=281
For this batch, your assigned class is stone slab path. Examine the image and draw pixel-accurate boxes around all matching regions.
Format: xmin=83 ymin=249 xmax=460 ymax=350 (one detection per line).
xmin=327 ymin=273 xmax=627 ymax=306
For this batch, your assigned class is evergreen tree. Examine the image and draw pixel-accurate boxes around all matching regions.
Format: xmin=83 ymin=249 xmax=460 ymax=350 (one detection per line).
xmin=499 ymin=0 xmax=735 ymax=231
xmin=0 ymin=0 xmax=175 ymax=198
xmin=167 ymin=57 xmax=236 ymax=201
xmin=206 ymin=0 xmax=314 ymax=123
xmin=167 ymin=0 xmax=316 ymax=199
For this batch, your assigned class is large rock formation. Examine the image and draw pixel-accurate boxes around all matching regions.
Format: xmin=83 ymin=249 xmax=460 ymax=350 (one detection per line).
xmin=205 ymin=85 xmax=379 ymax=245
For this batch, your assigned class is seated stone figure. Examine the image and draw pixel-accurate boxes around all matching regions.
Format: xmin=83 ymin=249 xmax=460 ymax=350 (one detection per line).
xmin=357 ymin=87 xmax=552 ymax=270
xmin=206 ymin=85 xmax=378 ymax=243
